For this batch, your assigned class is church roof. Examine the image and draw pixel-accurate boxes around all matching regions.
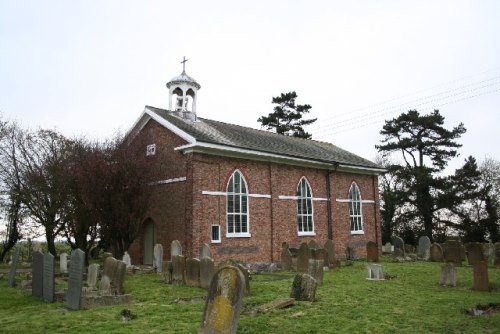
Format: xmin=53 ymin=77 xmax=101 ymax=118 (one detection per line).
xmin=141 ymin=106 xmax=383 ymax=173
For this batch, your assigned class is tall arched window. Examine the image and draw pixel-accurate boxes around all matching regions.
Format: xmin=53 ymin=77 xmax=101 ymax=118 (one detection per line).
xmin=226 ymin=170 xmax=249 ymax=236
xmin=349 ymin=182 xmax=364 ymax=233
xmin=297 ymin=177 xmax=314 ymax=235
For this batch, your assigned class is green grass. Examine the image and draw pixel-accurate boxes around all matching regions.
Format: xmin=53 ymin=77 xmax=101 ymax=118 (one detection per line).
xmin=1 ymin=258 xmax=499 ymax=333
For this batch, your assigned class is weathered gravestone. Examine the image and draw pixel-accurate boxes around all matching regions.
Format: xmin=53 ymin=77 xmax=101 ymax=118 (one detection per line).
xmin=391 ymin=236 xmax=405 ymax=258
xmin=172 ymin=255 xmax=186 ymax=285
xmin=465 ymin=242 xmax=485 ymax=266
xmin=367 ymin=263 xmax=384 ymax=280
xmin=439 ymin=263 xmax=456 ymax=287
xmin=430 ymin=243 xmax=444 ymax=262
xmin=43 ymin=252 xmax=55 ymax=303
xmin=494 ymin=242 xmax=500 ymax=268
xmin=185 ymin=258 xmax=201 ymax=287
xmin=98 ymin=275 xmax=111 ymax=294
xmin=87 ymin=263 xmax=99 ymax=289
xmin=200 ymin=257 xmax=215 ymax=289
xmin=162 ymin=261 xmax=173 ymax=284
xmin=308 ymin=240 xmax=321 ymax=250
xmin=66 ymin=248 xmax=85 ymax=310
xmin=382 ymin=242 xmax=393 ymax=254
xmin=199 ymin=243 xmax=212 ymax=260
xmin=171 ymin=240 xmax=183 ymax=257
xmin=281 ymin=243 xmax=293 ymax=271
xmin=7 ymin=246 xmax=20 ymax=287
xmin=154 ymin=243 xmax=163 ymax=273
xmin=308 ymin=249 xmax=324 ymax=285
xmin=289 ymin=247 xmax=299 ymax=271
xmin=345 ymin=246 xmax=356 ymax=264
xmin=296 ymin=243 xmax=311 ymax=273
xmin=199 ymin=265 xmax=245 ymax=334
xmin=122 ymin=252 xmax=132 ymax=268
xmin=366 ymin=241 xmax=379 ymax=262
xmin=32 ymin=251 xmax=44 ymax=299
xmin=417 ymin=236 xmax=431 ymax=260
xmin=473 ymin=261 xmax=489 ymax=291
xmin=218 ymin=260 xmax=251 ymax=296
xmin=60 ymin=252 xmax=68 ymax=274
xmin=482 ymin=242 xmax=495 ymax=265
xmin=443 ymin=240 xmax=463 ymax=266
xmin=290 ymin=273 xmax=317 ymax=302
xmin=102 ymin=256 xmax=127 ymax=294
xmin=323 ymin=239 xmax=338 ymax=268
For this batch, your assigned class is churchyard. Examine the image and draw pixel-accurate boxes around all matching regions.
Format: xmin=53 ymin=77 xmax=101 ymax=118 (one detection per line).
xmin=1 ymin=250 xmax=500 ymax=333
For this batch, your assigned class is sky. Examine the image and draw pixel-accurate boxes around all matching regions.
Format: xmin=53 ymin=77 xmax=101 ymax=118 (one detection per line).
xmin=1 ymin=0 xmax=499 ymax=174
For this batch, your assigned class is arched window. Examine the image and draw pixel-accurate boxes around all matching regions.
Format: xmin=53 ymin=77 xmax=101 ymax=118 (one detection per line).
xmin=297 ymin=177 xmax=314 ymax=235
xmin=349 ymin=182 xmax=364 ymax=233
xmin=226 ymin=170 xmax=249 ymax=236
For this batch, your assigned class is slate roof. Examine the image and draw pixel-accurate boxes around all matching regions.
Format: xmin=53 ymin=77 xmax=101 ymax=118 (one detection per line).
xmin=145 ymin=106 xmax=382 ymax=170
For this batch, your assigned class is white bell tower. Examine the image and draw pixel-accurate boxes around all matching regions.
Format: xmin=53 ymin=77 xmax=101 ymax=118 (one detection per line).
xmin=166 ymin=57 xmax=201 ymax=121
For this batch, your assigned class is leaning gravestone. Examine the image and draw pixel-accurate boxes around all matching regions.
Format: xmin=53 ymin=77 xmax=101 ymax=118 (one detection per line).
xmin=290 ymin=273 xmax=317 ymax=302
xmin=443 ymin=240 xmax=463 ymax=266
xmin=323 ymin=239 xmax=337 ymax=268
xmin=367 ymin=263 xmax=384 ymax=280
xmin=366 ymin=241 xmax=379 ymax=262
xmin=439 ymin=263 xmax=456 ymax=287
xmin=43 ymin=252 xmax=55 ymax=303
xmin=473 ymin=261 xmax=489 ymax=291
xmin=171 ymin=240 xmax=182 ymax=257
xmin=7 ymin=246 xmax=20 ymax=287
xmin=296 ymin=243 xmax=311 ymax=273
xmin=32 ymin=251 xmax=44 ymax=299
xmin=171 ymin=255 xmax=186 ymax=285
xmin=199 ymin=265 xmax=245 ymax=334
xmin=391 ymin=236 xmax=405 ymax=258
xmin=199 ymin=243 xmax=212 ymax=260
xmin=66 ymin=248 xmax=85 ymax=310
xmin=281 ymin=245 xmax=293 ymax=271
xmin=185 ymin=258 xmax=201 ymax=287
xmin=200 ymin=257 xmax=215 ymax=289
xmin=465 ymin=242 xmax=485 ymax=266
xmin=60 ymin=252 xmax=68 ymax=274
xmin=154 ymin=243 xmax=163 ymax=273
xmin=417 ymin=236 xmax=431 ymax=260
xmin=102 ymin=257 xmax=126 ymax=295
xmin=430 ymin=243 xmax=444 ymax=262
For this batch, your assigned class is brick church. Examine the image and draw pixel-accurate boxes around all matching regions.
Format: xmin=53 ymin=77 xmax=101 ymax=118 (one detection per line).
xmin=127 ymin=61 xmax=384 ymax=265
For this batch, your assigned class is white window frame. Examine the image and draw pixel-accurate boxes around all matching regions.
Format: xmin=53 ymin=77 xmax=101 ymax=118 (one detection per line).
xmin=211 ymin=224 xmax=221 ymax=243
xmin=226 ymin=170 xmax=251 ymax=237
xmin=146 ymin=143 xmax=156 ymax=156
xmin=297 ymin=177 xmax=315 ymax=236
xmin=349 ymin=182 xmax=364 ymax=234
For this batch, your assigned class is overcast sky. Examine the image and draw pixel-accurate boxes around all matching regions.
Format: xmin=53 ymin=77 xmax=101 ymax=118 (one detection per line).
xmin=1 ymin=0 xmax=499 ymax=173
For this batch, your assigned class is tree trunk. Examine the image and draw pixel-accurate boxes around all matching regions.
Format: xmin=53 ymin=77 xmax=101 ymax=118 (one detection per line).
xmin=45 ymin=228 xmax=57 ymax=256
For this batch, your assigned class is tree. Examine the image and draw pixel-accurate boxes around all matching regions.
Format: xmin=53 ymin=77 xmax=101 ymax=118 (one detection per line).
xmin=258 ymin=91 xmax=317 ymax=139
xmin=479 ymin=157 xmax=500 ymax=242
xmin=376 ymin=110 xmax=466 ymax=241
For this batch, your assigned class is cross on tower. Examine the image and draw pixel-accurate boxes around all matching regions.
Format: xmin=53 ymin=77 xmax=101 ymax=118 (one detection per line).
xmin=181 ymin=56 xmax=188 ymax=73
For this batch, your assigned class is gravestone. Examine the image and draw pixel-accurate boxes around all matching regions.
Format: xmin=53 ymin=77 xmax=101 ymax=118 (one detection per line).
xmin=482 ymin=242 xmax=495 ymax=265
xmin=87 ymin=263 xmax=99 ymax=289
xmin=112 ymin=260 xmax=126 ymax=294
xmin=465 ymin=242 xmax=485 ymax=266
xmin=281 ymin=246 xmax=293 ymax=271
xmin=439 ymin=263 xmax=456 ymax=287
xmin=171 ymin=240 xmax=183 ymax=257
xmin=7 ymin=246 xmax=20 ymax=287
xmin=308 ymin=258 xmax=324 ymax=285
xmin=417 ymin=236 xmax=431 ymax=260
xmin=154 ymin=243 xmax=163 ymax=273
xmin=391 ymin=236 xmax=405 ymax=258
xmin=199 ymin=265 xmax=245 ymax=334
xmin=172 ymin=255 xmax=186 ymax=285
xmin=200 ymin=257 xmax=215 ymax=289
xmin=218 ymin=260 xmax=251 ymax=296
xmin=323 ymin=239 xmax=337 ymax=268
xmin=199 ymin=243 xmax=212 ymax=259
xmin=162 ymin=261 xmax=173 ymax=284
xmin=366 ymin=241 xmax=379 ymax=262
xmin=98 ymin=275 xmax=111 ymax=294
xmin=290 ymin=273 xmax=317 ymax=302
xmin=430 ymin=243 xmax=444 ymax=262
xmin=308 ymin=240 xmax=321 ymax=250
xmin=66 ymin=248 xmax=85 ymax=310
xmin=122 ymin=251 xmax=132 ymax=268
xmin=296 ymin=243 xmax=311 ymax=273
xmin=289 ymin=247 xmax=299 ymax=271
xmin=33 ymin=243 xmax=42 ymax=253
xmin=382 ymin=242 xmax=393 ymax=254
xmin=43 ymin=252 xmax=55 ymax=303
xmin=32 ymin=251 xmax=44 ymax=298
xmin=345 ymin=246 xmax=356 ymax=264
xmin=472 ymin=261 xmax=489 ymax=291
xmin=185 ymin=258 xmax=201 ymax=287
xmin=494 ymin=242 xmax=500 ymax=268
xmin=443 ymin=240 xmax=463 ymax=266
xmin=367 ymin=264 xmax=384 ymax=280
xmin=60 ymin=252 xmax=68 ymax=274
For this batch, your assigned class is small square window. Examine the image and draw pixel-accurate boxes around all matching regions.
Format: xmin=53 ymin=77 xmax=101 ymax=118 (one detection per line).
xmin=211 ymin=225 xmax=221 ymax=243
xmin=146 ymin=144 xmax=156 ymax=156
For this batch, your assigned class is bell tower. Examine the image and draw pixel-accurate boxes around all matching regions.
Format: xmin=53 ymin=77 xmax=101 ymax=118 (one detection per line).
xmin=166 ymin=57 xmax=201 ymax=121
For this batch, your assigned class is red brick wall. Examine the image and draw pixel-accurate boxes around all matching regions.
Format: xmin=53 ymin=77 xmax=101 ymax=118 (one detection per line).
xmin=128 ymin=119 xmax=382 ymax=264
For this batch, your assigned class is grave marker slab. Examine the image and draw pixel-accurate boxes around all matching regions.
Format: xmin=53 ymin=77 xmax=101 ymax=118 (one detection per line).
xmin=122 ymin=252 xmax=132 ymax=268
xmin=281 ymin=247 xmax=293 ymax=271
xmin=308 ymin=259 xmax=324 ymax=285
xmin=7 ymin=246 xmax=20 ymax=287
xmin=296 ymin=243 xmax=311 ymax=273
xmin=366 ymin=241 xmax=379 ymax=262
xmin=32 ymin=251 xmax=44 ymax=299
xmin=66 ymin=249 xmax=85 ymax=310
xmin=308 ymin=240 xmax=321 ymax=250
xmin=367 ymin=264 xmax=384 ymax=280
xmin=185 ymin=258 xmax=201 ymax=287
xmin=171 ymin=240 xmax=182 ymax=257
xmin=199 ymin=243 xmax=212 ymax=259
xmin=60 ymin=252 xmax=68 ymax=274
xmin=391 ymin=236 xmax=405 ymax=257
xmin=443 ymin=240 xmax=463 ymax=266
xmin=494 ymin=242 xmax=500 ymax=268
xmin=200 ymin=257 xmax=215 ymax=289
xmin=472 ymin=261 xmax=489 ymax=291
xmin=323 ymin=239 xmax=337 ymax=268
xmin=430 ymin=243 xmax=444 ymax=262
xmin=199 ymin=266 xmax=245 ymax=334
xmin=43 ymin=252 xmax=55 ymax=303
xmin=87 ymin=263 xmax=99 ymax=289
xmin=290 ymin=273 xmax=317 ymax=302
xmin=154 ymin=243 xmax=163 ymax=273
xmin=439 ymin=263 xmax=457 ymax=287
xmin=465 ymin=242 xmax=485 ymax=266
xmin=172 ymin=255 xmax=186 ymax=285
xmin=417 ymin=236 xmax=431 ymax=260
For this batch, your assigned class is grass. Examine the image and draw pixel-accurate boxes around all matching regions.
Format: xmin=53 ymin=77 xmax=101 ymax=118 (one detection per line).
xmin=1 ymin=257 xmax=499 ymax=333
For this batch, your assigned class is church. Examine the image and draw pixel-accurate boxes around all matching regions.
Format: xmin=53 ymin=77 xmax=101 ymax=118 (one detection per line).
xmin=126 ymin=60 xmax=384 ymax=265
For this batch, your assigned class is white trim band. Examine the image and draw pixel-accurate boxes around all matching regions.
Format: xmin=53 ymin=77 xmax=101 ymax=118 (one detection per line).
xmin=336 ymin=198 xmax=375 ymax=204
xmin=202 ymin=191 xmax=271 ymax=198
xmin=150 ymin=177 xmax=187 ymax=186
xmin=279 ymin=195 xmax=329 ymax=201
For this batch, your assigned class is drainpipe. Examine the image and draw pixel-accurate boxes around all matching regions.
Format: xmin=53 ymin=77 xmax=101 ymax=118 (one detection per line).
xmin=268 ymin=162 xmax=274 ymax=263
xmin=372 ymin=174 xmax=380 ymax=253
xmin=325 ymin=163 xmax=338 ymax=240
